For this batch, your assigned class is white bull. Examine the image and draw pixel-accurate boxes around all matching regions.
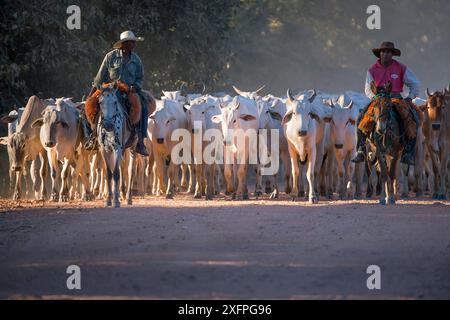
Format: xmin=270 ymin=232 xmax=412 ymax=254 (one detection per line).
xmin=283 ymin=89 xmax=324 ymax=204
xmin=185 ymin=96 xmax=222 ymax=200
xmin=323 ymin=94 xmax=357 ymax=200
xmin=212 ymin=96 xmax=259 ymax=200
xmin=32 ymin=98 xmax=91 ymax=202
xmin=0 ymin=96 xmax=48 ymax=200
xmin=149 ymin=99 xmax=190 ymax=199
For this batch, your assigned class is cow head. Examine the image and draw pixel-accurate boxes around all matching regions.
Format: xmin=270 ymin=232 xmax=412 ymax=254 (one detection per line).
xmin=149 ymin=100 xmax=180 ymax=145
xmin=5 ymin=132 xmax=27 ymax=172
xmin=323 ymin=95 xmax=355 ymax=149
xmin=32 ymin=102 xmax=70 ymax=148
xmin=211 ymin=97 xmax=257 ymax=147
xmin=425 ymin=88 xmax=446 ymax=131
xmin=282 ymin=89 xmax=319 ymax=137
xmin=185 ymin=98 xmax=219 ymax=135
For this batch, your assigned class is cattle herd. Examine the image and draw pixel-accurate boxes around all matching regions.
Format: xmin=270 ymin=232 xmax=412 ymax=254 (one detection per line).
xmin=1 ymin=84 xmax=449 ymax=207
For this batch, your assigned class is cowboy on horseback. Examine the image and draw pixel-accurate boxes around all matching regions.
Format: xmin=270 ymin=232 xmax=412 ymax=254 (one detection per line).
xmin=83 ymin=30 xmax=149 ymax=156
xmin=351 ymin=41 xmax=421 ymax=165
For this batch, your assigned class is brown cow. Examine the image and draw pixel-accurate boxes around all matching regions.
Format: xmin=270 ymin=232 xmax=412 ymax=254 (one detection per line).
xmin=420 ymin=89 xmax=449 ymax=199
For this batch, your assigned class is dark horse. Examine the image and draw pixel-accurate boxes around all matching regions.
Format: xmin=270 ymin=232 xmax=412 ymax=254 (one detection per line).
xmin=367 ymin=81 xmax=404 ymax=205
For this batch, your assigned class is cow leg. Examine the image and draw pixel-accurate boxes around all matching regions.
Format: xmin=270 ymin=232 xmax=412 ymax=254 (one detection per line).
xmin=120 ymin=149 xmax=130 ymax=200
xmin=437 ymin=147 xmax=448 ymax=200
xmin=187 ymin=164 xmax=194 ymax=194
xmin=194 ymin=164 xmax=203 ymax=199
xmin=154 ymin=154 xmax=166 ymax=196
xmin=254 ymin=164 xmax=263 ymax=198
xmin=48 ymin=151 xmax=60 ymax=202
xmin=224 ymin=163 xmax=234 ymax=196
xmin=13 ymin=170 xmax=22 ymax=200
xmin=205 ymin=164 xmax=214 ymax=200
xmin=289 ymin=147 xmax=300 ymax=201
xmin=59 ymin=159 xmax=70 ymax=202
xmin=281 ymin=151 xmax=291 ymax=195
xmin=166 ymin=162 xmax=176 ymax=199
xmin=236 ymin=163 xmax=248 ymax=201
xmin=126 ymin=151 xmax=136 ymax=205
xmin=180 ymin=164 xmax=188 ymax=192
xmin=38 ymin=152 xmax=48 ymax=200
xmin=29 ymin=159 xmax=39 ymax=200
xmin=336 ymin=154 xmax=345 ymax=200
xmin=307 ymin=149 xmax=318 ymax=204
xmin=346 ymin=157 xmax=355 ymax=199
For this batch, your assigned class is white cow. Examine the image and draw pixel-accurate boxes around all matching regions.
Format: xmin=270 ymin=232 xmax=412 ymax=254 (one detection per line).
xmin=283 ymin=89 xmax=325 ymax=204
xmin=149 ymin=99 xmax=189 ymax=199
xmin=257 ymin=96 xmax=291 ymax=198
xmin=0 ymin=96 xmax=48 ymax=200
xmin=32 ymin=98 xmax=91 ymax=202
xmin=212 ymin=96 xmax=259 ymax=200
xmin=185 ymin=96 xmax=222 ymax=199
xmin=322 ymin=94 xmax=357 ymax=200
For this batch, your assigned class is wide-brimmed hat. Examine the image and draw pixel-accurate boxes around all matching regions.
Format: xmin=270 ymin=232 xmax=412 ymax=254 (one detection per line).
xmin=113 ymin=31 xmax=144 ymax=49
xmin=372 ymin=41 xmax=401 ymax=58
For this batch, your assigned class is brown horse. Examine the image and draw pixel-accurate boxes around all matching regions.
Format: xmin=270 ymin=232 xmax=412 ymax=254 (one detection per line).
xmin=368 ymin=81 xmax=404 ymax=205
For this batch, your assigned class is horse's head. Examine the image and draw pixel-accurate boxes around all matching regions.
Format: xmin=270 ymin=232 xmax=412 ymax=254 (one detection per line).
xmin=370 ymin=81 xmax=393 ymax=135
xmin=98 ymin=84 xmax=121 ymax=132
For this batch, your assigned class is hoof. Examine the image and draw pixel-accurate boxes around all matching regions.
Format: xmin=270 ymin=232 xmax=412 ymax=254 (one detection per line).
xmin=284 ymin=187 xmax=292 ymax=195
xmin=415 ymin=192 xmax=423 ymax=197
xmin=105 ymin=200 xmax=112 ymax=207
xmin=205 ymin=194 xmax=213 ymax=201
xmin=309 ymin=196 xmax=319 ymax=204
xmin=379 ymin=198 xmax=386 ymax=205
xmin=388 ymin=197 xmax=396 ymax=205
xmin=437 ymin=194 xmax=446 ymax=200
xmin=113 ymin=201 xmax=120 ymax=208
xmin=194 ymin=193 xmax=201 ymax=199
xmin=298 ymin=191 xmax=305 ymax=198
xmin=127 ymin=199 xmax=132 ymax=205
xmin=253 ymin=190 xmax=262 ymax=197
xmin=165 ymin=193 xmax=174 ymax=200
xmin=401 ymin=193 xmax=409 ymax=199
xmin=269 ymin=192 xmax=278 ymax=200
xmin=354 ymin=193 xmax=362 ymax=200
xmin=432 ymin=193 xmax=439 ymax=199
xmin=243 ymin=193 xmax=249 ymax=200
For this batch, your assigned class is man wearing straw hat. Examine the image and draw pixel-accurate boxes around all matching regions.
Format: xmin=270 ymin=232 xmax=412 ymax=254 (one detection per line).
xmin=84 ymin=30 xmax=149 ymax=156
xmin=351 ymin=41 xmax=421 ymax=165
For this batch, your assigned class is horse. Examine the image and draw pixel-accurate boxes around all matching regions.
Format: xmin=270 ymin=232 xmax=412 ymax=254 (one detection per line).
xmin=367 ymin=81 xmax=404 ymax=205
xmin=96 ymin=83 xmax=136 ymax=207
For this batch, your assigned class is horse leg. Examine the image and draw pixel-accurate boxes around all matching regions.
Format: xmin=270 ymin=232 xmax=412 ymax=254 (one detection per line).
xmin=113 ymin=163 xmax=121 ymax=208
xmin=387 ymin=158 xmax=398 ymax=205
xmin=104 ymin=167 xmax=113 ymax=207
xmin=377 ymin=155 xmax=388 ymax=205
xmin=126 ymin=151 xmax=136 ymax=205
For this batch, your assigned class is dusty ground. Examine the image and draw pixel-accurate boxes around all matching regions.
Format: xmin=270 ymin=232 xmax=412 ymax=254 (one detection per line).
xmin=0 ymin=194 xmax=449 ymax=300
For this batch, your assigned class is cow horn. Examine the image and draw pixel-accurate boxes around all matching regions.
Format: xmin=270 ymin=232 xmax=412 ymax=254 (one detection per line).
xmin=308 ymin=89 xmax=317 ymax=103
xmin=179 ymin=82 xmax=187 ymax=94
xmin=346 ymin=100 xmax=354 ymax=109
xmin=286 ymin=89 xmax=295 ymax=103
xmin=233 ymin=86 xmax=245 ymax=96
xmin=426 ymin=88 xmax=432 ymax=98
xmin=254 ymin=85 xmax=266 ymax=95
xmin=201 ymin=81 xmax=206 ymax=94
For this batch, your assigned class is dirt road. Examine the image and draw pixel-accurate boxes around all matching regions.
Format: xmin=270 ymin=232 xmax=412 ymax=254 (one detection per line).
xmin=1 ymin=195 xmax=449 ymax=299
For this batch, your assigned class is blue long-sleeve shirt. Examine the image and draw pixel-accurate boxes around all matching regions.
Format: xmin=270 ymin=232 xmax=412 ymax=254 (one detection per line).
xmin=93 ymin=49 xmax=144 ymax=90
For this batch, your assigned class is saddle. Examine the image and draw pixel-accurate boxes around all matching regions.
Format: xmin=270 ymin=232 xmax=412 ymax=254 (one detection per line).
xmin=85 ymin=81 xmax=142 ymax=127
xmin=358 ymin=96 xmax=418 ymax=140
